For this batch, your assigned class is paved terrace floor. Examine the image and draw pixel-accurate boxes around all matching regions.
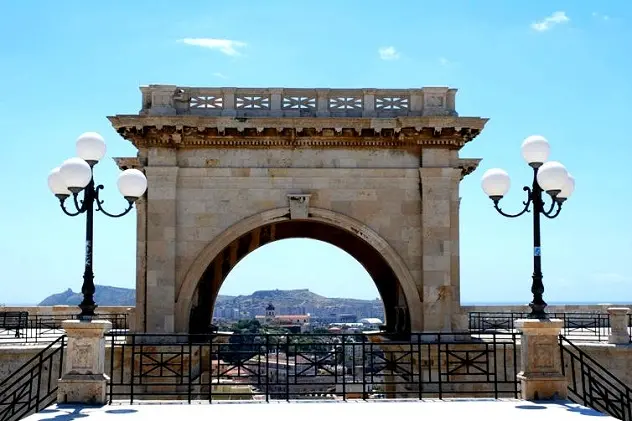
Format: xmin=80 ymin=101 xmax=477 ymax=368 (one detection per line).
xmin=24 ymin=400 xmax=616 ymax=421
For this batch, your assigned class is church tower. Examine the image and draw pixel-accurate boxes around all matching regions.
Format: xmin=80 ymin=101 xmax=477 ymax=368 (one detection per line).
xmin=265 ymin=303 xmax=276 ymax=321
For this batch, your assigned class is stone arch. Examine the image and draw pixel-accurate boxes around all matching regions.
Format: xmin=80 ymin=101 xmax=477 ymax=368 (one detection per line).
xmin=175 ymin=207 xmax=421 ymax=333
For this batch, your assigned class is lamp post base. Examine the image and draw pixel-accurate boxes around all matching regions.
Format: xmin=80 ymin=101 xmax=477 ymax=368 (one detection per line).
xmin=78 ymin=302 xmax=98 ymax=320
xmin=528 ymin=302 xmax=548 ymax=319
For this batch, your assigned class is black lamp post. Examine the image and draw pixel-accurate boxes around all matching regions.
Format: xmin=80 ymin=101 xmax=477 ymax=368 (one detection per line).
xmin=481 ymin=135 xmax=575 ymax=319
xmin=47 ymin=132 xmax=147 ymax=320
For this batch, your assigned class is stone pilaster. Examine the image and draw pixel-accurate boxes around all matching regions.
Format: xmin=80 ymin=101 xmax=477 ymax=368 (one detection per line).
xmin=135 ymin=195 xmax=147 ymax=333
xmin=516 ymin=319 xmax=567 ymax=400
xmin=419 ymin=157 xmax=461 ymax=332
xmin=608 ymin=307 xmax=631 ymax=344
xmin=57 ymin=320 xmax=111 ymax=405
xmin=145 ymin=151 xmax=178 ymax=333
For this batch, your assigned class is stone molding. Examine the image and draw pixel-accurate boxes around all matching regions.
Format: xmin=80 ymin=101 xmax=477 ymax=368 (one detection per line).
xmin=108 ymin=116 xmax=487 ymax=150
xmin=456 ymin=158 xmax=482 ymax=180
xmin=174 ymin=207 xmax=421 ymax=332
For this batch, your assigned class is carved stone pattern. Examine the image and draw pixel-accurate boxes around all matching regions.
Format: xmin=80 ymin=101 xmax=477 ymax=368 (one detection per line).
xmin=190 ymin=96 xmax=223 ymax=109
xmin=532 ymin=342 xmax=555 ymax=371
xmin=71 ymin=344 xmax=93 ymax=370
xmin=282 ymin=96 xmax=316 ymax=110
xmin=236 ymin=96 xmax=270 ymax=109
xmin=426 ymin=95 xmax=444 ymax=107
xmin=114 ymin=124 xmax=482 ymax=150
xmin=329 ymin=97 xmax=362 ymax=110
xmin=376 ymin=96 xmax=409 ymax=110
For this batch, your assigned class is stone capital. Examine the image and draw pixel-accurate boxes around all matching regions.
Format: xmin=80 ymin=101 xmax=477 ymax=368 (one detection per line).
xmin=62 ymin=319 xmax=112 ymax=337
xmin=515 ymin=318 xmax=563 ymax=336
xmin=607 ymin=307 xmax=631 ymax=344
xmin=607 ymin=307 xmax=630 ymax=316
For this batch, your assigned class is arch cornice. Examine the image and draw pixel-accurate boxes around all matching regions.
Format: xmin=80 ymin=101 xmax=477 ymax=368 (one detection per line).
xmin=175 ymin=207 xmax=420 ymax=332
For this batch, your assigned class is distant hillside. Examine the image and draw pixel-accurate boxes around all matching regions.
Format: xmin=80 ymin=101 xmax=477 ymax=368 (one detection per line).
xmin=39 ymin=285 xmax=135 ymax=306
xmin=38 ymin=286 xmax=379 ymax=309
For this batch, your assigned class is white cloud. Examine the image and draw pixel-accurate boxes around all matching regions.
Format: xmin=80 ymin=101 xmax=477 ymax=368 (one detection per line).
xmin=180 ymin=38 xmax=247 ymax=56
xmin=378 ymin=46 xmax=400 ymax=60
xmin=439 ymin=57 xmax=450 ymax=66
xmin=531 ymin=11 xmax=570 ymax=32
xmin=212 ymin=72 xmax=228 ymax=79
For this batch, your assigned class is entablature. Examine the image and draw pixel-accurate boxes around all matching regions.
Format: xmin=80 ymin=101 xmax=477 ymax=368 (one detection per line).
xmin=108 ymin=115 xmax=487 ymax=150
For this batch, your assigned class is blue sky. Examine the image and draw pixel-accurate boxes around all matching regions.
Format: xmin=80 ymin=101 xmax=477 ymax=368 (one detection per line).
xmin=1 ymin=1 xmax=630 ymax=305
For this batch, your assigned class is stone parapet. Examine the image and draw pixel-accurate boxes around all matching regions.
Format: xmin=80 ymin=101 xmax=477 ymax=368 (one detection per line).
xmin=138 ymin=85 xmax=459 ymax=118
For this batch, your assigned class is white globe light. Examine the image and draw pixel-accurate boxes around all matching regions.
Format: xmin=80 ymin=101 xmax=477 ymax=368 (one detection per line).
xmin=59 ymin=157 xmax=93 ymax=192
xmin=117 ymin=169 xmax=147 ymax=199
xmin=76 ymin=132 xmax=106 ymax=163
xmin=521 ymin=135 xmax=550 ymax=166
xmin=537 ymin=161 xmax=568 ymax=193
xmin=47 ymin=167 xmax=71 ymax=196
xmin=558 ymin=173 xmax=575 ymax=200
xmin=481 ymin=168 xmax=511 ymax=198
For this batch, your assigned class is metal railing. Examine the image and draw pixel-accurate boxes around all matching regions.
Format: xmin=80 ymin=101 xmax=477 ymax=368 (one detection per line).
xmin=560 ymin=335 xmax=632 ymax=420
xmin=0 ymin=336 xmax=65 ymax=421
xmin=106 ymin=332 xmax=519 ymax=403
xmin=0 ymin=313 xmax=128 ymax=344
xmin=469 ymin=312 xmax=617 ymax=342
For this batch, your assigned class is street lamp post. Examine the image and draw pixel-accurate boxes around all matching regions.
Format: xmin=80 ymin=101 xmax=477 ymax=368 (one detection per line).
xmin=47 ymin=132 xmax=147 ymax=320
xmin=481 ymin=135 xmax=575 ymax=319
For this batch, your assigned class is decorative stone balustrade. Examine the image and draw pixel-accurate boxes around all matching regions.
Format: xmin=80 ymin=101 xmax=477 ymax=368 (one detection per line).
xmin=139 ymin=85 xmax=458 ymax=118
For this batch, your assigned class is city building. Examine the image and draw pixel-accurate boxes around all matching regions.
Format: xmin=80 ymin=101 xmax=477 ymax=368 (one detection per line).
xmin=255 ymin=303 xmax=311 ymax=333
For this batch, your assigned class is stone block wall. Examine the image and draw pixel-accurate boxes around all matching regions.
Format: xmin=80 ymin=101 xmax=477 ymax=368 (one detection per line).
xmin=141 ymin=146 xmax=466 ymax=334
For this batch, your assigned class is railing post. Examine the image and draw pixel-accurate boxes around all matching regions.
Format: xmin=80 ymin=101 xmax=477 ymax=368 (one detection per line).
xmin=608 ymin=307 xmax=631 ymax=344
xmin=145 ymin=85 xmax=177 ymax=116
xmin=515 ymin=319 xmax=567 ymax=400
xmin=57 ymin=320 xmax=112 ymax=405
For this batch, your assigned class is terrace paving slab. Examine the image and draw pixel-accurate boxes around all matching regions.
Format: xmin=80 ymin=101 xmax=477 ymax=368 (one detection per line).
xmin=24 ymin=399 xmax=616 ymax=421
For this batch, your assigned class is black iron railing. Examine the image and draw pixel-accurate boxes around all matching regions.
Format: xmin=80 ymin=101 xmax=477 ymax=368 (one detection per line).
xmin=469 ymin=312 xmax=615 ymax=342
xmin=0 ymin=313 xmax=128 ymax=344
xmin=560 ymin=335 xmax=632 ymax=420
xmin=0 ymin=335 xmax=65 ymax=421
xmin=106 ymin=332 xmax=519 ymax=403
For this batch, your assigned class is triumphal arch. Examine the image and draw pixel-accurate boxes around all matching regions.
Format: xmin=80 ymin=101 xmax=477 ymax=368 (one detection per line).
xmin=109 ymin=85 xmax=486 ymax=335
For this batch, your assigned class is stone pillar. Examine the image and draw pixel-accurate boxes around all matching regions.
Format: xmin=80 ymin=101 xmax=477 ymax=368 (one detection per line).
xmin=608 ymin=307 xmax=631 ymax=344
xmin=144 ymin=149 xmax=178 ymax=333
xmin=135 ymin=195 xmax=147 ymax=333
xmin=419 ymin=155 xmax=461 ymax=332
xmin=147 ymin=85 xmax=177 ymax=116
xmin=516 ymin=319 xmax=567 ymax=400
xmin=270 ymin=88 xmax=283 ymax=117
xmin=57 ymin=320 xmax=111 ymax=405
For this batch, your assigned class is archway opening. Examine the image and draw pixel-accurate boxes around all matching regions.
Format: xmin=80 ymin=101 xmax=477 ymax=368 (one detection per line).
xmin=188 ymin=220 xmax=411 ymax=335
